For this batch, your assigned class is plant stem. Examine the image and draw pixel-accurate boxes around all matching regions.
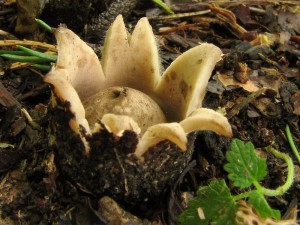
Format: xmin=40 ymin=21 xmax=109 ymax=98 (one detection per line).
xmin=285 ymin=124 xmax=300 ymax=165
xmin=260 ymin=146 xmax=294 ymax=196
xmin=233 ymin=190 xmax=254 ymax=201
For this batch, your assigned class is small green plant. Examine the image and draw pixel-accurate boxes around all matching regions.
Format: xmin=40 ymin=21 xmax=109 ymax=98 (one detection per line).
xmin=179 ymin=138 xmax=294 ymax=225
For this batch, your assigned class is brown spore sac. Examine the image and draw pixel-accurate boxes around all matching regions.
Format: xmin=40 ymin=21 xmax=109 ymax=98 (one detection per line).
xmin=83 ymin=86 xmax=166 ymax=133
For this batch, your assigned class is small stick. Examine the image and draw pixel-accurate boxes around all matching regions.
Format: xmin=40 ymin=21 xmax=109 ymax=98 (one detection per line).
xmin=21 ymin=108 xmax=41 ymax=130
xmin=0 ymin=81 xmax=21 ymax=108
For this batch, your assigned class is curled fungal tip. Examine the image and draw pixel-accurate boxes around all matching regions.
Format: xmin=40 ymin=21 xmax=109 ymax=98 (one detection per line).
xmin=134 ymin=123 xmax=188 ymax=159
xmin=101 ymin=113 xmax=141 ymax=137
xmin=180 ymin=108 xmax=233 ymax=138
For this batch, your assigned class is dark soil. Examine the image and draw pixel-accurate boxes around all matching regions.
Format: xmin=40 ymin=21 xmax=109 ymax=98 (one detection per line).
xmin=0 ymin=1 xmax=299 ymax=224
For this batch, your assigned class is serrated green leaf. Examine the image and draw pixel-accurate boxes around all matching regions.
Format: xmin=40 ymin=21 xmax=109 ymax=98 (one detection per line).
xmin=248 ymin=191 xmax=281 ymax=220
xmin=178 ymin=180 xmax=238 ymax=225
xmin=224 ymin=139 xmax=267 ymax=188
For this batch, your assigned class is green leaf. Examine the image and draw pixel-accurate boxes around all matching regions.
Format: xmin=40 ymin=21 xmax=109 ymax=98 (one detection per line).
xmin=35 ymin=18 xmax=53 ymax=33
xmin=0 ymin=50 xmax=29 ymax=56
xmin=17 ymin=45 xmax=57 ymax=62
xmin=224 ymin=139 xmax=267 ymax=188
xmin=178 ymin=180 xmax=238 ymax=225
xmin=31 ymin=64 xmax=52 ymax=71
xmin=0 ymin=54 xmax=52 ymax=63
xmin=248 ymin=191 xmax=281 ymax=220
xmin=152 ymin=0 xmax=174 ymax=14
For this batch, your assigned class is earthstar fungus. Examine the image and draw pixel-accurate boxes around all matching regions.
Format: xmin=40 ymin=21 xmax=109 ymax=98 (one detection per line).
xmin=45 ymin=15 xmax=232 ymax=204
